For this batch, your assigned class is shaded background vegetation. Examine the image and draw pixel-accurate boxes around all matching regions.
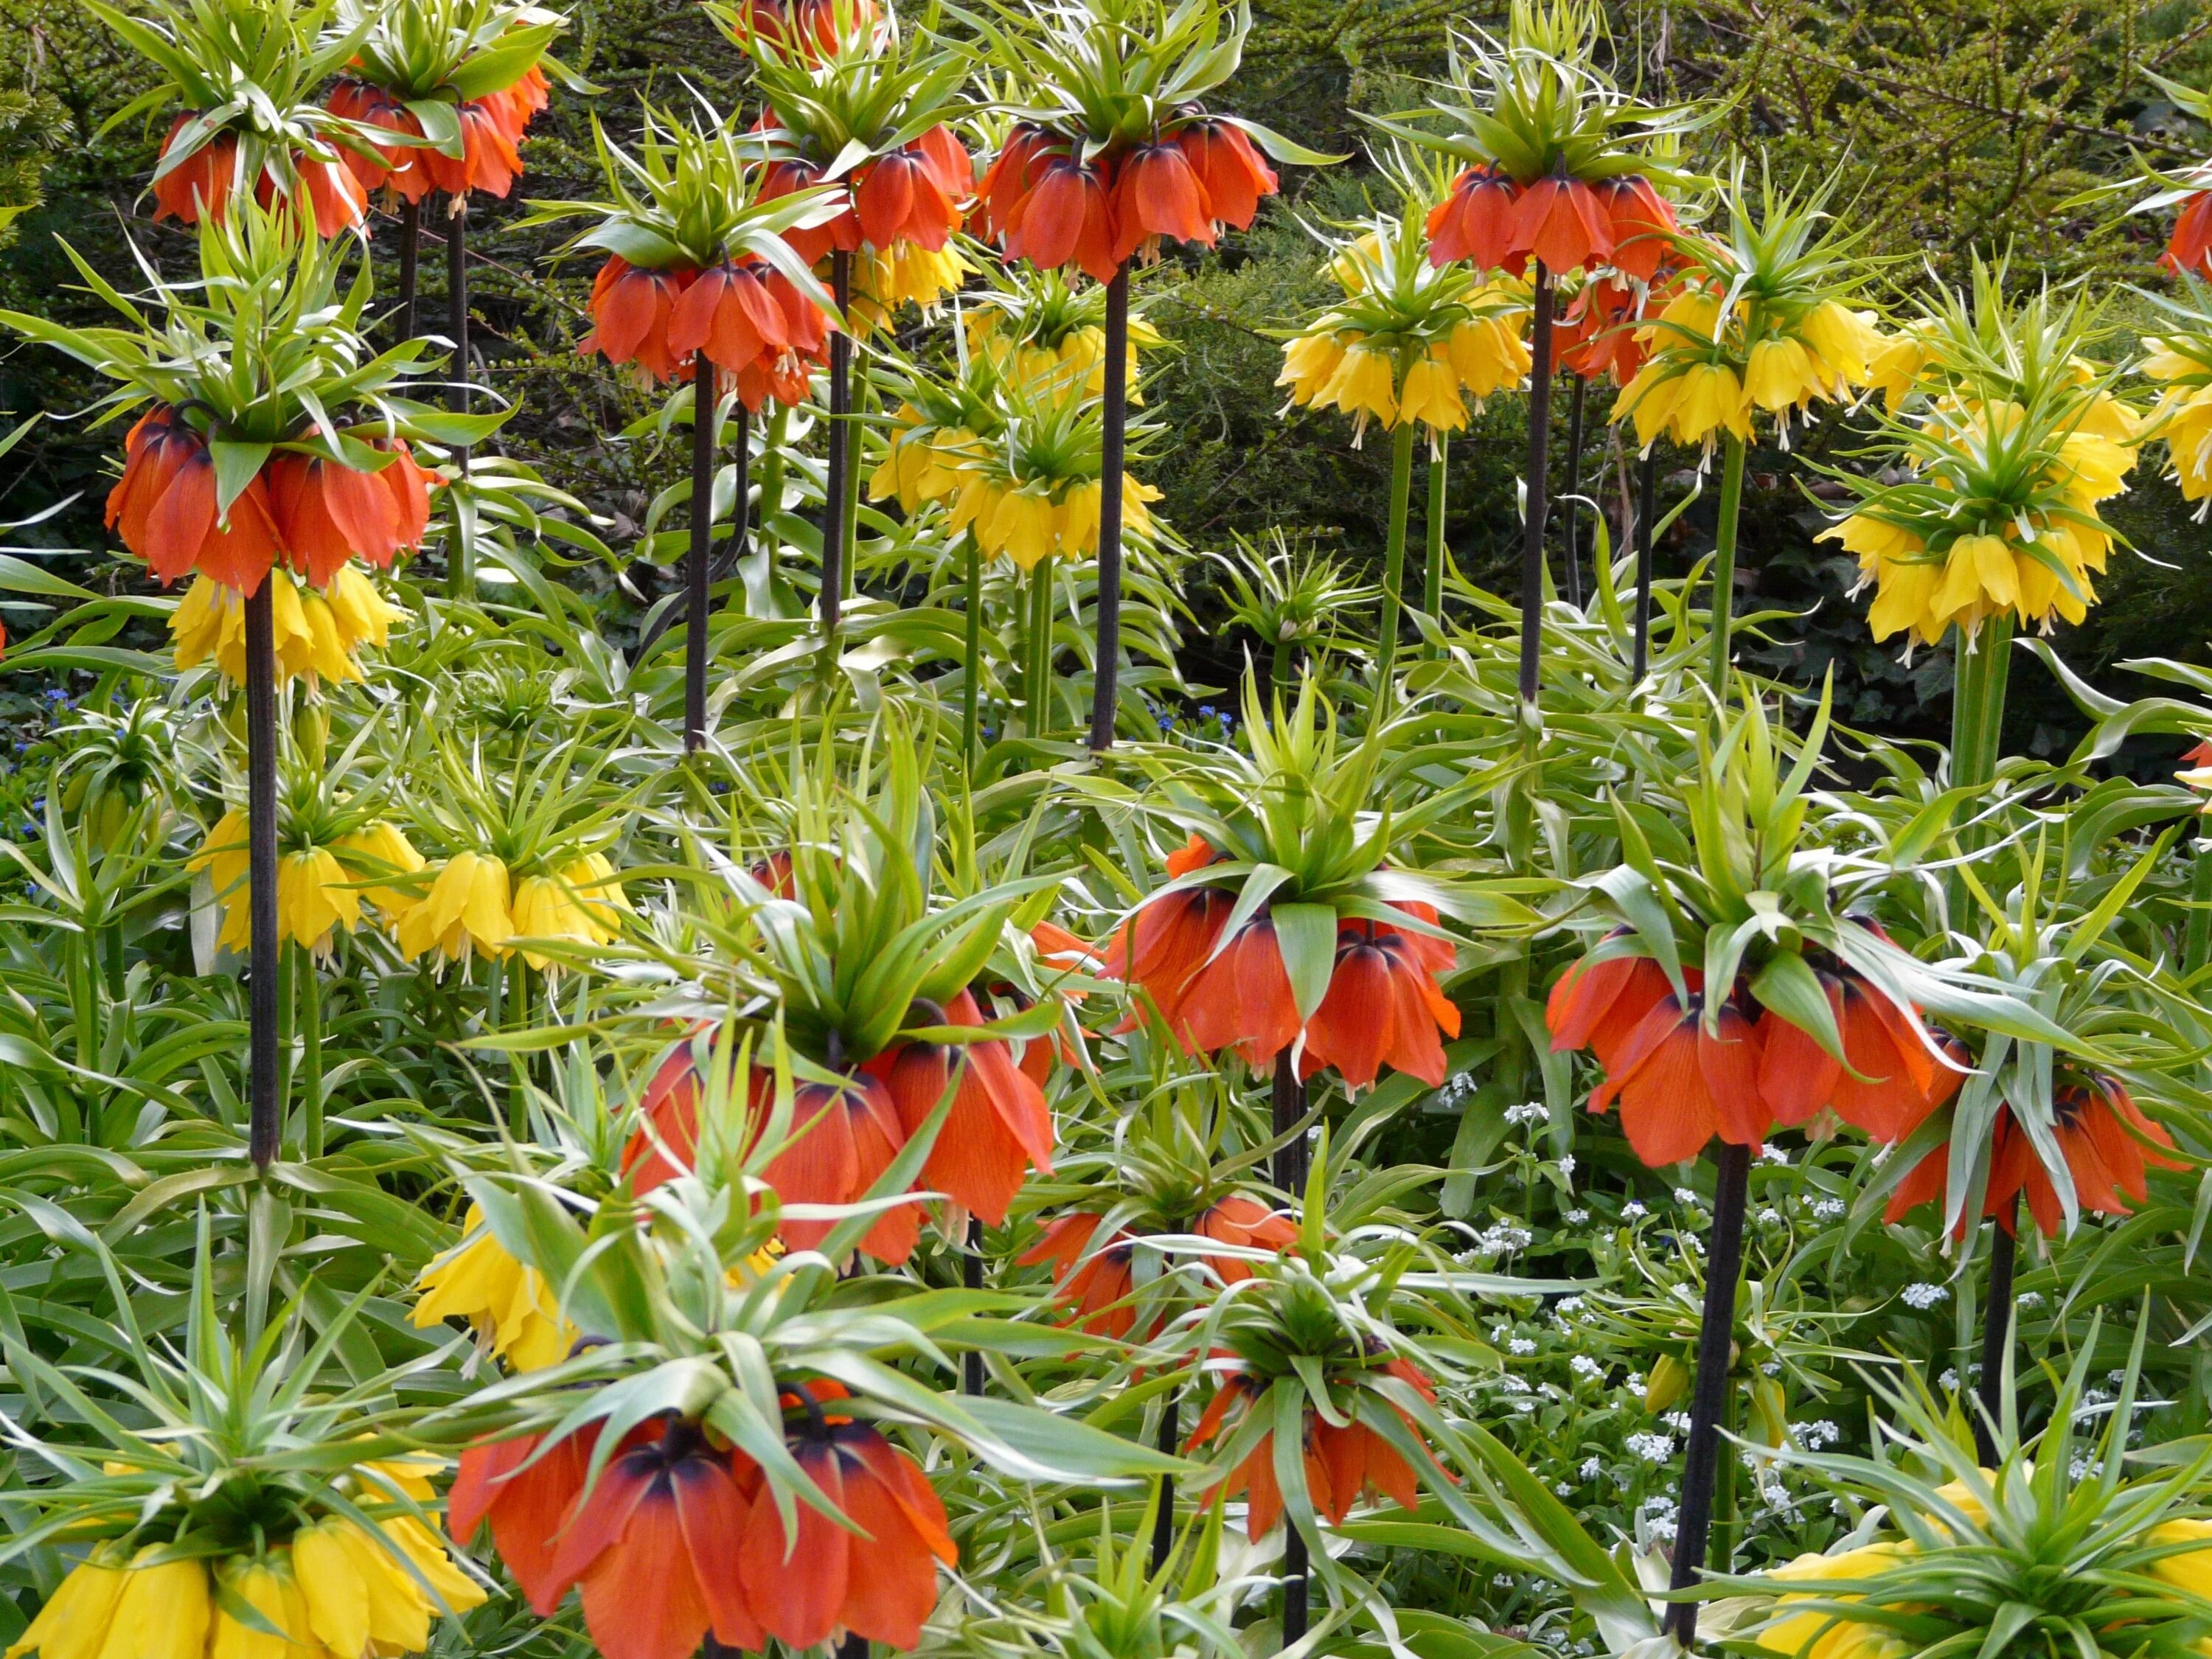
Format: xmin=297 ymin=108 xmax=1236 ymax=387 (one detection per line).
xmin=5 ymin=0 xmax=2212 ymax=757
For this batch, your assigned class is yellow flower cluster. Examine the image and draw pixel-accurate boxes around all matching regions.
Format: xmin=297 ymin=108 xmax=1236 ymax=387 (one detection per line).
xmin=1276 ymin=288 xmax=1531 ymax=439
xmin=6 ymin=1498 xmax=481 ymax=1659
xmin=394 ymin=849 xmax=629 ymax=969
xmin=1829 ymin=403 xmax=2134 ymax=645
xmin=191 ymin=813 xmax=425 ymax=959
xmin=849 ymin=243 xmax=970 ymax=338
xmin=192 ymin=815 xmax=626 ymax=969
xmin=170 ymin=568 xmax=401 ymax=687
xmin=964 ymin=308 xmax=1158 ymax=400
xmin=1620 ymin=287 xmax=1886 ymax=450
xmin=950 ymin=473 xmax=1162 ymax=571
xmin=2141 ymin=338 xmax=2212 ymax=507
xmin=411 ymin=1203 xmax=574 ymax=1371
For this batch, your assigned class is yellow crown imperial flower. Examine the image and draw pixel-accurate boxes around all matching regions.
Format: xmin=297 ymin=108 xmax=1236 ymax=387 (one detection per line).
xmin=1796 ymin=301 xmax=1885 ymax=386
xmin=171 ymin=568 xmax=402 ymax=688
xmin=1318 ymin=343 xmax=1399 ymax=435
xmin=5 ymin=1548 xmax=130 ymax=1659
xmin=332 ymin=821 xmax=425 ymax=917
xmin=1277 ymin=332 xmax=1349 ymax=410
xmin=1396 ymin=353 xmax=1469 ymax=434
xmin=393 ymin=850 xmax=513 ymax=967
xmin=509 ymin=853 xmax=631 ymax=971
xmin=849 ymin=243 xmax=970 ymax=337
xmin=190 ymin=813 xmax=411 ymax=960
xmin=412 ymin=1202 xmax=577 ymax=1370
xmin=1743 ymin=335 xmax=1822 ymax=413
xmin=1444 ymin=303 xmax=1532 ymax=401
xmin=1756 ymin=1543 xmax=1916 ymax=1659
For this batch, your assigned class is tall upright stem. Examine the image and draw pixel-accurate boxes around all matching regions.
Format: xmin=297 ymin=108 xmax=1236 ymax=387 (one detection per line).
xmin=686 ymin=367 xmax=716 ymax=752
xmin=1088 ymin=263 xmax=1131 ymax=752
xmin=1975 ymin=1200 xmax=2018 ymax=1467
xmin=1027 ymin=557 xmax=1053 ymax=741
xmin=731 ymin=402 xmax=751 ymax=594
xmin=1948 ymin=614 xmax=2015 ymax=917
xmin=961 ymin=532 xmax=983 ymax=768
xmin=445 ymin=196 xmax=474 ymax=601
xmin=821 ymin=251 xmax=852 ymax=633
xmin=1152 ymin=1395 xmax=1180 ymax=1572
xmin=1516 ymin=265 xmax=1556 ymax=708
xmin=298 ymin=942 xmax=323 ymax=1161
xmin=2187 ymin=834 xmax=2212 ymax=975
xmin=1374 ymin=418 xmax=1418 ymax=695
xmin=1271 ymin=633 xmax=1294 ymax=699
xmin=1271 ymin=1053 xmax=1307 ymax=1199
xmin=1282 ymin=1526 xmax=1310 ymax=1646
xmin=1706 ymin=433 xmax=1747 ymax=696
xmin=1632 ymin=448 xmax=1657 ymax=684
xmin=1423 ymin=430 xmax=1449 ymax=661
xmin=397 ymin=199 xmax=420 ymax=344
xmin=1562 ymin=373 xmax=1587 ymax=608
xmin=246 ymin=583 xmax=281 ymax=1168
xmin=1664 ymin=1139 xmax=1750 ymax=1645
xmin=964 ymin=1214 xmax=986 ymax=1397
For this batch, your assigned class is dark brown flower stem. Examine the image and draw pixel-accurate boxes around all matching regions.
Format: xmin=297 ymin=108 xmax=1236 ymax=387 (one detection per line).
xmin=1422 ymin=430 xmax=1449 ymax=661
xmin=246 ymin=582 xmax=280 ymax=1168
xmin=821 ymin=250 xmax=852 ymax=634
xmin=835 ymin=1637 xmax=866 ymax=1659
xmin=445 ymin=195 xmax=473 ymax=600
xmin=1663 ymin=1138 xmax=1750 ymax=1646
xmin=963 ymin=1214 xmax=985 ymax=1397
xmin=1707 ymin=432 xmax=1747 ymax=695
xmin=1562 ymin=372 xmax=1586 ymax=608
xmin=1632 ymin=448 xmax=1657 ymax=684
xmin=1152 ymin=1396 xmax=1178 ymax=1571
xmin=1088 ymin=262 xmax=1131 ymax=753
xmin=686 ymin=365 xmax=714 ymax=752
xmin=1516 ymin=263 xmax=1556 ymax=708
xmin=1282 ymin=1523 xmax=1310 ymax=1646
xmin=397 ymin=198 xmax=420 ymax=343
xmin=1974 ymin=1199 xmax=2018 ymax=1467
xmin=1270 ymin=1051 xmax=1307 ymax=1195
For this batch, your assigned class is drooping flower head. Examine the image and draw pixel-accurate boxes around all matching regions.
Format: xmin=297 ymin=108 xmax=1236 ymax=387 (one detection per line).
xmin=4 ymin=201 xmax=451 ymax=599
xmin=1547 ymin=688 xmax=1966 ymax=1168
xmin=1105 ymin=678 xmax=1467 ymax=1089
xmin=542 ymin=101 xmax=846 ymax=403
xmin=1279 ymin=204 xmax=1534 ymax=446
xmin=108 ymin=0 xmax=374 ymax=235
xmin=1614 ymin=168 xmax=1887 ymax=456
xmin=972 ymin=0 xmax=1317 ymax=284
xmin=1364 ymin=0 xmax=1696 ymax=281
xmin=325 ymin=0 xmax=571 ymax=204
xmin=192 ymin=789 xmax=427 ymax=961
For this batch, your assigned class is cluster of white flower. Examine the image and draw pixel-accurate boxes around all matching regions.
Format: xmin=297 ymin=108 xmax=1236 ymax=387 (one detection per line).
xmin=1661 ymin=1411 xmax=1694 ymax=1434
xmin=1672 ymin=1186 xmax=1700 ymax=1206
xmin=1627 ymin=1431 xmax=1677 ymax=1463
xmin=1756 ymin=1206 xmax=1784 ymax=1227
xmin=1796 ymin=1419 xmax=1843 ymax=1449
xmin=1579 ymin=1455 xmax=1605 ymax=1480
xmin=1472 ymin=1222 xmax=1535 ymax=1256
xmin=1503 ymin=1100 xmax=1548 ymax=1126
xmin=1563 ymin=1207 xmax=1590 ymax=1224
xmin=1509 ymin=1336 xmax=1537 ymax=1356
xmin=1557 ymin=1153 xmax=1576 ymax=1179
xmin=1639 ymin=1493 xmax=1680 ymax=1541
xmin=1901 ymin=1281 xmax=1950 ymax=1310
xmin=1570 ymin=1354 xmax=1604 ymax=1380
xmin=1622 ymin=1200 xmax=1649 ymax=1219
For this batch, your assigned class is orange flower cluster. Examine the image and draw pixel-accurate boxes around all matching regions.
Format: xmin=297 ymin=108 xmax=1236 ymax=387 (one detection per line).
xmin=1019 ymin=1195 xmax=1296 ymax=1338
xmin=151 ymin=116 xmax=366 ymax=237
xmin=1185 ymin=1359 xmax=1439 ymax=1539
xmin=1556 ymin=271 xmax=1660 ymax=383
xmin=452 ymin=1393 xmax=953 ymax=1659
xmin=978 ymin=119 xmax=1278 ymax=285
xmin=761 ymin=124 xmax=970 ymax=262
xmin=1885 ymin=1074 xmax=2183 ymax=1239
xmin=106 ymin=406 xmax=434 ymax=594
xmin=1545 ymin=942 xmax=1952 ymax=1168
xmin=1110 ymin=835 xmax=1459 ymax=1089
xmin=621 ymin=988 xmax=1055 ymax=1265
xmin=2168 ymin=191 xmax=2212 ymax=280
xmin=327 ymin=68 xmax=550 ymax=203
xmin=740 ymin=0 xmax=878 ymax=58
xmin=578 ymin=254 xmax=830 ymax=406
xmin=1427 ymin=167 xmax=1674 ymax=281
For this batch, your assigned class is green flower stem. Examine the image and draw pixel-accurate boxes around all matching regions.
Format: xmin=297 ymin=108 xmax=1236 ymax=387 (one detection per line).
xmin=246 ymin=582 xmax=280 ymax=1168
xmin=1706 ymin=431 xmax=1747 ymax=697
xmin=298 ymin=945 xmax=322 ymax=1162
xmin=962 ymin=532 xmax=984 ymax=769
xmin=1027 ymin=556 xmax=1053 ymax=742
xmin=2185 ymin=832 xmax=2212 ymax=975
xmin=1974 ymin=1201 xmax=2018 ymax=1464
xmin=1272 ymin=630 xmax=1294 ymax=700
xmin=1562 ymin=372 xmax=1587 ymax=608
xmin=759 ymin=402 xmax=789 ymax=596
xmin=1423 ymin=429 xmax=1450 ymax=661
xmin=1632 ymin=448 xmax=1657 ymax=684
xmin=1375 ymin=417 xmax=1419 ymax=695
